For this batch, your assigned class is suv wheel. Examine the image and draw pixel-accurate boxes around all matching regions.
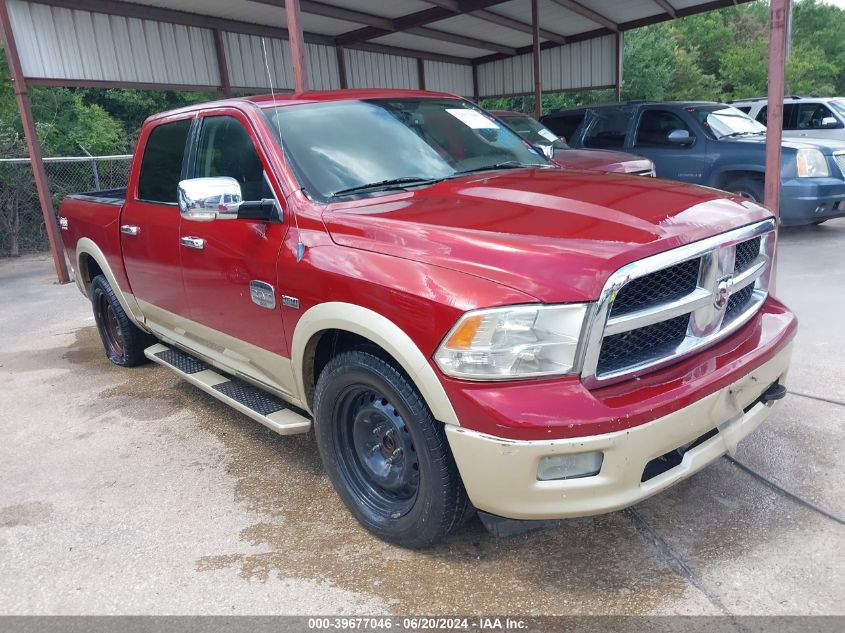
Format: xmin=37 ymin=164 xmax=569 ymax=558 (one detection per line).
xmin=90 ymin=275 xmax=155 ymax=367
xmin=313 ymin=348 xmax=472 ymax=548
xmin=729 ymin=176 xmax=764 ymax=203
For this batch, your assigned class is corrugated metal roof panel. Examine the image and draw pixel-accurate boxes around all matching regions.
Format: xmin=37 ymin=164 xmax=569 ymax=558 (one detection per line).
xmin=586 ymin=0 xmax=664 ymax=24
xmin=324 ymin=0 xmax=433 ymax=20
xmin=425 ymin=13 xmax=534 ymax=49
xmin=370 ymin=32 xmax=489 ymax=59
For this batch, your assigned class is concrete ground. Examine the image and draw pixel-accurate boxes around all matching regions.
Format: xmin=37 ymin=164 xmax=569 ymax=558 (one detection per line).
xmin=0 ymin=221 xmax=843 ymax=616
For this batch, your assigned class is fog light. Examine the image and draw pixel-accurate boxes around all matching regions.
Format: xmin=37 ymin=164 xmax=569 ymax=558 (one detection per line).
xmin=537 ymin=452 xmax=603 ymax=481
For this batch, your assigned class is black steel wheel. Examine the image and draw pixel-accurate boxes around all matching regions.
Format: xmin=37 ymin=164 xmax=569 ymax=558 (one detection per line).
xmin=90 ymin=275 xmax=155 ymax=367
xmin=314 ymin=348 xmax=472 ymax=548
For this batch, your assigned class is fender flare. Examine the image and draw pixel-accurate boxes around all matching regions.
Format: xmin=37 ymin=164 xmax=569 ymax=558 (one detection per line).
xmin=291 ymin=302 xmax=460 ymax=426
xmin=708 ymin=165 xmax=766 ymax=189
xmin=75 ymin=238 xmax=149 ymax=331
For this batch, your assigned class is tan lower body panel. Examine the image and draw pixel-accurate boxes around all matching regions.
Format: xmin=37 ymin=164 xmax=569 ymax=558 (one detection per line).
xmin=447 ymin=342 xmax=793 ymax=521
xmin=144 ymin=343 xmax=310 ymax=435
xmin=138 ymin=300 xmax=302 ymax=408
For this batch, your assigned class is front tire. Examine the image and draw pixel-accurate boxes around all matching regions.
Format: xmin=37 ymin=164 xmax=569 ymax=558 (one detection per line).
xmin=729 ymin=176 xmax=764 ymax=202
xmin=313 ymin=348 xmax=471 ymax=548
xmin=90 ymin=275 xmax=155 ymax=367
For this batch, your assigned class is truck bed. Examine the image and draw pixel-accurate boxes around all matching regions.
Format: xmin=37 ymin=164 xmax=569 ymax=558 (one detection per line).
xmin=66 ymin=188 xmax=126 ymax=206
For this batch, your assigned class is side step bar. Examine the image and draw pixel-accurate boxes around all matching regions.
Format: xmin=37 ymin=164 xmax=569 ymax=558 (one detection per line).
xmin=144 ymin=343 xmax=311 ymax=435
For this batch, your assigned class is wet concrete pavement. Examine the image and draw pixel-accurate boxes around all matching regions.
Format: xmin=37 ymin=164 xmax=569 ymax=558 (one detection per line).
xmin=0 ymin=221 xmax=843 ymax=615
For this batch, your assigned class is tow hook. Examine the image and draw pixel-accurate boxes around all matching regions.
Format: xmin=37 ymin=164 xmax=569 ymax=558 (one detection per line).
xmin=760 ymin=381 xmax=787 ymax=405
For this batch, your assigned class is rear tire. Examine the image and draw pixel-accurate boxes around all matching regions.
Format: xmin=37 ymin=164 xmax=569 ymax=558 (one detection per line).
xmin=728 ymin=176 xmax=764 ymax=202
xmin=90 ymin=275 xmax=155 ymax=367
xmin=313 ymin=348 xmax=472 ymax=548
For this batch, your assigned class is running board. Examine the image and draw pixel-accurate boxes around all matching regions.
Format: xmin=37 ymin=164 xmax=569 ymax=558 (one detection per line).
xmin=144 ymin=343 xmax=311 ymax=435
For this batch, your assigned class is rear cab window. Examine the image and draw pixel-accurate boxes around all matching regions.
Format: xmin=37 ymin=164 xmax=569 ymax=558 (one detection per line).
xmin=137 ymin=118 xmax=192 ymax=204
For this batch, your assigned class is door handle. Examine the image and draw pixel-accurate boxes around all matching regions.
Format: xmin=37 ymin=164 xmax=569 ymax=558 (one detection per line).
xmin=180 ymin=236 xmax=205 ymax=250
xmin=120 ymin=225 xmax=140 ymax=236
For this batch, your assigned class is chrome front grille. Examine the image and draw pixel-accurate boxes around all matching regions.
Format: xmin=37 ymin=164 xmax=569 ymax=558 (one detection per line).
xmin=582 ymin=219 xmax=776 ymax=387
xmin=834 ymin=152 xmax=845 ymax=178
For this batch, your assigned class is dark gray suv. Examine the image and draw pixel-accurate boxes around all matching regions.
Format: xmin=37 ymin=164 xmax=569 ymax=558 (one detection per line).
xmin=542 ymin=101 xmax=845 ymax=226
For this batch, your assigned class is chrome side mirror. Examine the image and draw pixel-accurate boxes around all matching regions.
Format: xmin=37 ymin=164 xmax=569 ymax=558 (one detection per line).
xmin=178 ymin=177 xmax=243 ymax=222
xmin=821 ymin=116 xmax=839 ymax=129
xmin=667 ymin=129 xmax=694 ymax=145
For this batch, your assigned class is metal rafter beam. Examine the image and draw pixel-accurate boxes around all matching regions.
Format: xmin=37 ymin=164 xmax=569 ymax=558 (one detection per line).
xmin=424 ymin=0 xmax=567 ymax=44
xmin=334 ymin=0 xmax=510 ymax=48
xmin=471 ymin=9 xmax=567 ymax=45
xmin=406 ymin=26 xmax=516 ymax=55
xmin=249 ymin=0 xmax=393 ymax=30
xmin=548 ymin=0 xmax=619 ymax=32
xmin=653 ymin=0 xmax=677 ymax=18
xmin=24 ymin=0 xmax=470 ymax=66
xmin=474 ymin=0 xmax=755 ymax=66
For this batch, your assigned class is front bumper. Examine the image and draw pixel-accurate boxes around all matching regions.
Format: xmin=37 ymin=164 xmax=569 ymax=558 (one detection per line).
xmin=781 ymin=177 xmax=845 ymax=225
xmin=446 ymin=340 xmax=792 ymax=521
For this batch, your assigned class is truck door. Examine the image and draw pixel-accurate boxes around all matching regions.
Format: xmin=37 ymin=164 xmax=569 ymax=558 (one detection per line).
xmin=178 ymin=110 xmax=295 ymax=397
xmin=632 ymin=108 xmax=704 ymax=183
xmin=121 ymin=117 xmax=192 ymax=324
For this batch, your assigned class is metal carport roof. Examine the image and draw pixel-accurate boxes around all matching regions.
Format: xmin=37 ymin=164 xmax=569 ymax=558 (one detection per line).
xmin=0 ymin=0 xmax=791 ymax=285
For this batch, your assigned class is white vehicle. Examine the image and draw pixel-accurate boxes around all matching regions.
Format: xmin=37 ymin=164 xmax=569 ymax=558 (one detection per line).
xmin=734 ymin=96 xmax=845 ymax=141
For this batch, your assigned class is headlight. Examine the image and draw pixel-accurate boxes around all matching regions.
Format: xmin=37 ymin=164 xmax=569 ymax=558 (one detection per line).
xmin=796 ymin=148 xmax=830 ymax=178
xmin=434 ymin=304 xmax=589 ymax=380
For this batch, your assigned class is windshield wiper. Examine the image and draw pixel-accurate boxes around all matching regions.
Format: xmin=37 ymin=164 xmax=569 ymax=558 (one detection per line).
xmin=721 ymin=131 xmax=762 ymax=139
xmin=331 ymin=176 xmax=443 ymax=197
xmin=451 ymin=161 xmax=551 ymax=176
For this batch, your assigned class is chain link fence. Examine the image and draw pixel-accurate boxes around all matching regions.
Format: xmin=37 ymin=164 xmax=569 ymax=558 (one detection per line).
xmin=0 ymin=155 xmax=132 ymax=257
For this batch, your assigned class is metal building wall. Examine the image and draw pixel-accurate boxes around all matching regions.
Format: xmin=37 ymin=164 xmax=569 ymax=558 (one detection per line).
xmin=476 ymin=34 xmax=616 ymax=98
xmin=343 ymin=49 xmax=419 ymax=90
xmin=223 ymin=33 xmax=339 ymax=91
xmin=422 ymin=61 xmax=473 ymax=97
xmin=6 ymin=0 xmax=219 ymax=87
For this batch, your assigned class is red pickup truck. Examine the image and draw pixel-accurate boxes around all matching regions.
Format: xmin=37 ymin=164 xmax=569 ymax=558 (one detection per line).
xmin=59 ymin=89 xmax=796 ymax=548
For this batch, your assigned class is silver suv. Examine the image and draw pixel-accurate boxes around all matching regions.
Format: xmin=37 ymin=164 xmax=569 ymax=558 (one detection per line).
xmin=733 ymin=96 xmax=845 ymax=141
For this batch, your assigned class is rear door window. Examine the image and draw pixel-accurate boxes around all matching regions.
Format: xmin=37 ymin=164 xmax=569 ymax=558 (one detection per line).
xmin=137 ymin=119 xmax=192 ymax=203
xmin=758 ymin=104 xmax=800 ymax=129
xmin=635 ymin=110 xmax=693 ymax=147
xmin=583 ymin=110 xmax=630 ymax=149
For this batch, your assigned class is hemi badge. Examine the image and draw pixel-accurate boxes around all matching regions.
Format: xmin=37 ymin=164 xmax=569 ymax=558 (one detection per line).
xmin=249 ymin=280 xmax=276 ymax=310
xmin=59 ymin=216 xmax=69 ymax=230
xmin=282 ymin=295 xmax=300 ymax=310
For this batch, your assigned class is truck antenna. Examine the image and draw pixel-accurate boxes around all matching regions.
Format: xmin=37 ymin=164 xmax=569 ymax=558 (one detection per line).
xmin=261 ymin=37 xmax=305 ymax=262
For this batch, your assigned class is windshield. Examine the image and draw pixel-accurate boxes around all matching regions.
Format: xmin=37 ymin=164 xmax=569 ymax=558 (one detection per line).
xmin=263 ymin=98 xmax=549 ymax=200
xmin=693 ymin=105 xmax=767 ymax=139
xmin=829 ymin=100 xmax=845 ymax=119
xmin=499 ymin=114 xmax=569 ymax=150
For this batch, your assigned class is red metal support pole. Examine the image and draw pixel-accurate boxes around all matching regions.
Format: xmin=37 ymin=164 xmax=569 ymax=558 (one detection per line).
xmin=0 ymin=0 xmax=69 ymax=283
xmin=212 ymin=29 xmax=232 ymax=97
xmin=765 ymin=0 xmax=790 ymax=294
xmin=614 ymin=31 xmax=623 ymax=101
xmin=764 ymin=0 xmax=790 ymax=218
xmin=285 ymin=0 xmax=309 ymax=92
xmin=531 ymin=0 xmax=542 ymax=120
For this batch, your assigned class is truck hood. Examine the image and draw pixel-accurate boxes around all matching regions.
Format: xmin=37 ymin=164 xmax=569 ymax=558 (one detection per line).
xmin=323 ymin=169 xmax=773 ymax=303
xmin=552 ymin=148 xmax=653 ymax=174
xmin=723 ymin=132 xmax=845 ymax=153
